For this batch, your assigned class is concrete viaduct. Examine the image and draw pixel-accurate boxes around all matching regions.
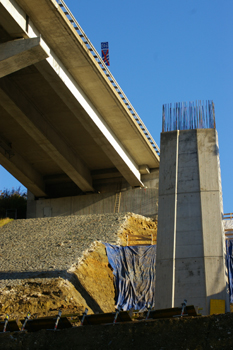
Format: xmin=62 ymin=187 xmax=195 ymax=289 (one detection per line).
xmin=0 ymin=0 xmax=160 ymax=217
xmin=0 ymin=1 xmax=230 ymax=316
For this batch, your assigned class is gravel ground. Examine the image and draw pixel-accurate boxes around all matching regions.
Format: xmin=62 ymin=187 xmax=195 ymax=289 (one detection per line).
xmin=0 ymin=213 xmax=129 ymax=288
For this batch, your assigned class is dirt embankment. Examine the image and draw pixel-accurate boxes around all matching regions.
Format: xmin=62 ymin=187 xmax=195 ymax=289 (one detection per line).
xmin=0 ymin=213 xmax=157 ymax=320
xmin=0 ymin=279 xmax=91 ymax=319
xmin=0 ymin=242 xmax=114 ymax=319
xmin=119 ymin=214 xmax=157 ymax=245
xmin=71 ymin=242 xmax=116 ymax=314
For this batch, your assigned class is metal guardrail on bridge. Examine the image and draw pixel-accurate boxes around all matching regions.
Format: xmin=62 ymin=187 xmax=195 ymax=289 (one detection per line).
xmin=55 ymin=0 xmax=160 ymax=157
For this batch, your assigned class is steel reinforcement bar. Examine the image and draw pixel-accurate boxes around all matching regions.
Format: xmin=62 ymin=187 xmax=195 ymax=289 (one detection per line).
xmin=162 ymin=100 xmax=216 ymax=132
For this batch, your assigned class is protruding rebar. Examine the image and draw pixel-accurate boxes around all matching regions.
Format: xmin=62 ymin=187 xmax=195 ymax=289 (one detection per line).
xmin=162 ymin=100 xmax=215 ymax=132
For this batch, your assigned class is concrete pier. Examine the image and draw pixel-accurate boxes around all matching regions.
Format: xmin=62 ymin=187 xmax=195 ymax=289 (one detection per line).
xmin=155 ymin=128 xmax=229 ymax=315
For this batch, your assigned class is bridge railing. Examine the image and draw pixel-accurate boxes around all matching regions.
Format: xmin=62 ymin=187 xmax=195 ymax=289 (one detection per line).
xmin=55 ymin=0 xmax=160 ymax=157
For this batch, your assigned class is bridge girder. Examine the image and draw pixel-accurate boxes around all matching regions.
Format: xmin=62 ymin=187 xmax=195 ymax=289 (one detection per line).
xmin=0 ymin=0 xmax=160 ymax=197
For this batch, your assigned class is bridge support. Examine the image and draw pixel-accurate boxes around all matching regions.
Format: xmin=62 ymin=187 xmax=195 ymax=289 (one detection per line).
xmin=155 ymin=129 xmax=229 ymax=315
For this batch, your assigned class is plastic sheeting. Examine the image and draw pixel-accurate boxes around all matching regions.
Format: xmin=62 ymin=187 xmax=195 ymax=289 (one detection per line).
xmin=104 ymin=244 xmax=156 ymax=312
xmin=226 ymin=240 xmax=233 ymax=303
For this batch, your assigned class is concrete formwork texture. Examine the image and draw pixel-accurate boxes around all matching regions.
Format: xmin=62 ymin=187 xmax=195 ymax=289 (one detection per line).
xmin=27 ymin=170 xmax=159 ymax=219
xmin=155 ymin=128 xmax=229 ymax=315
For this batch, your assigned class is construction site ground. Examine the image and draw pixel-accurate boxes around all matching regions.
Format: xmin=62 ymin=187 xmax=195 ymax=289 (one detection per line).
xmin=0 ymin=214 xmax=157 ymax=318
xmin=0 ymin=312 xmax=233 ymax=350
xmin=1 ymin=214 xmax=232 ymax=349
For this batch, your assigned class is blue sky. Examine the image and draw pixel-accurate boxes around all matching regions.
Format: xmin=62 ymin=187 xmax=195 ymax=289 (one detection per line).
xmin=1 ymin=0 xmax=233 ymax=212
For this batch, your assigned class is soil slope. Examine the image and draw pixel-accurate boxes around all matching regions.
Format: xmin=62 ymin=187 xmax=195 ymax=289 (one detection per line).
xmin=0 ymin=213 xmax=157 ymax=319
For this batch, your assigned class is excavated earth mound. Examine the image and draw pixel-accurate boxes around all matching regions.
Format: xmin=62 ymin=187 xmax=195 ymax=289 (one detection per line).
xmin=0 ymin=213 xmax=157 ymax=319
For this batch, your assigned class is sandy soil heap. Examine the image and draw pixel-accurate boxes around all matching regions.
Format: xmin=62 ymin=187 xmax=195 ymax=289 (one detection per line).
xmin=0 ymin=213 xmax=157 ymax=319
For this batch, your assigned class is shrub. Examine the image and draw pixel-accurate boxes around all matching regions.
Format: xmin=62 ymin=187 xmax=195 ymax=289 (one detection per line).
xmin=0 ymin=187 xmax=27 ymax=219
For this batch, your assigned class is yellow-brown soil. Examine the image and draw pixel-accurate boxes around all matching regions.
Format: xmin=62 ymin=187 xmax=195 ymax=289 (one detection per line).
xmin=0 ymin=278 xmax=91 ymax=320
xmin=0 ymin=214 xmax=157 ymax=320
xmin=0 ymin=218 xmax=13 ymax=227
xmin=119 ymin=214 xmax=157 ymax=245
xmin=72 ymin=242 xmax=115 ymax=313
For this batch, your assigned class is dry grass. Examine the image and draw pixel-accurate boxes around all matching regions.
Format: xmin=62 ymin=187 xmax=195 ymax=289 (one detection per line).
xmin=0 ymin=217 xmax=14 ymax=227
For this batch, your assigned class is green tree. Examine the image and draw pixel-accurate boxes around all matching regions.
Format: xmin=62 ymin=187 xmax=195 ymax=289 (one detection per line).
xmin=0 ymin=187 xmax=27 ymax=219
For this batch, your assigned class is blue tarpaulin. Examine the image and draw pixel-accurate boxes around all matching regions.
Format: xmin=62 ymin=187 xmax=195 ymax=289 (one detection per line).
xmin=104 ymin=244 xmax=156 ymax=312
xmin=226 ymin=240 xmax=233 ymax=303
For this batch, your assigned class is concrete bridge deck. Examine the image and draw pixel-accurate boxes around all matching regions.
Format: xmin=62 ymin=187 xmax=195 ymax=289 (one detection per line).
xmin=0 ymin=0 xmax=160 ymax=199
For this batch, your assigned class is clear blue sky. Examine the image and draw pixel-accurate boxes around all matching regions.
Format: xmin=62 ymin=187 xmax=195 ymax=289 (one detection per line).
xmin=1 ymin=0 xmax=233 ymax=212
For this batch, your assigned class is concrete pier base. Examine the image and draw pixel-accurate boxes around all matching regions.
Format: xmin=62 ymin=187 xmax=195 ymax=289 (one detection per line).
xmin=155 ymin=129 xmax=229 ymax=315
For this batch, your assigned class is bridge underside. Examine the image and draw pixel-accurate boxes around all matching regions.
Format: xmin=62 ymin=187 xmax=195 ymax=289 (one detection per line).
xmin=0 ymin=0 xmax=159 ymax=199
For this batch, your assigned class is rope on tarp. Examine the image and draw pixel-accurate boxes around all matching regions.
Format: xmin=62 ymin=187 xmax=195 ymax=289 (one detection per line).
xmin=104 ymin=243 xmax=156 ymax=312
